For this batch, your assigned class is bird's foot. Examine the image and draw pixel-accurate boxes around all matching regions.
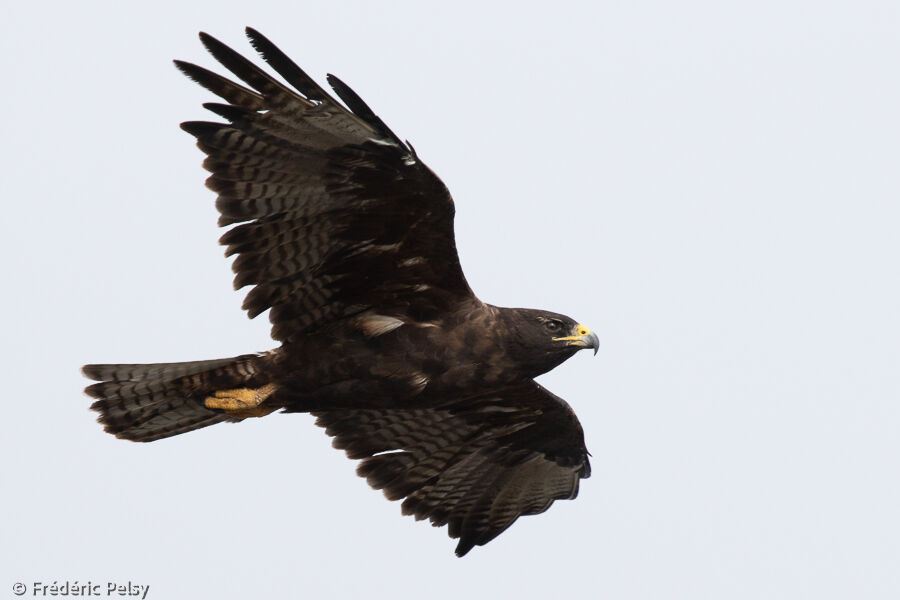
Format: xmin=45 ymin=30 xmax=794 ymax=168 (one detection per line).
xmin=204 ymin=384 xmax=279 ymax=419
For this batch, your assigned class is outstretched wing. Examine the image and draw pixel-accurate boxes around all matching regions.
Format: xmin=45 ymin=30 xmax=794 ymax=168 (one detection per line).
xmin=313 ymin=381 xmax=591 ymax=556
xmin=177 ymin=28 xmax=474 ymax=342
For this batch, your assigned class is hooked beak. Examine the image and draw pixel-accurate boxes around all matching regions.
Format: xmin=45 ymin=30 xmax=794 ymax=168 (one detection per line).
xmin=553 ymin=324 xmax=599 ymax=356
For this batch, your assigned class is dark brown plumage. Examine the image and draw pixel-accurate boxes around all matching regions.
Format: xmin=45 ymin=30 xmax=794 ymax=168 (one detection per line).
xmin=84 ymin=28 xmax=599 ymax=556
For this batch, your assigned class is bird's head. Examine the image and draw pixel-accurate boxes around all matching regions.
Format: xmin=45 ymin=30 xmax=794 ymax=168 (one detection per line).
xmin=501 ymin=308 xmax=599 ymax=377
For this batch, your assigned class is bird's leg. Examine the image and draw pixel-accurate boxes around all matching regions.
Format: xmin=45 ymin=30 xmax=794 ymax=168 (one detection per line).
xmin=204 ymin=383 xmax=279 ymax=419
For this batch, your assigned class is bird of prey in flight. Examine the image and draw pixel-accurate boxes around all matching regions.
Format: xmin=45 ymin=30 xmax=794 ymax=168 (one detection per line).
xmin=84 ymin=28 xmax=599 ymax=556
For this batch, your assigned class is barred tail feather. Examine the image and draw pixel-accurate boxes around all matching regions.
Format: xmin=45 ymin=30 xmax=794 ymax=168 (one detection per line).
xmin=83 ymin=353 xmax=265 ymax=442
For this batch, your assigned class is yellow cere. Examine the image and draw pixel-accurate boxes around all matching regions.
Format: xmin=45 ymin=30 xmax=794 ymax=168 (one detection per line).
xmin=552 ymin=324 xmax=592 ymax=342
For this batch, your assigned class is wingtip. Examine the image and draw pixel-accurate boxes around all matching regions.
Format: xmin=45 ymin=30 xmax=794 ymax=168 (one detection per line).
xmin=244 ymin=27 xmax=276 ymax=60
xmin=180 ymin=120 xmax=222 ymax=138
xmin=244 ymin=26 xmax=261 ymax=50
xmin=454 ymin=540 xmax=474 ymax=557
xmin=172 ymin=59 xmax=191 ymax=76
xmin=198 ymin=31 xmax=224 ymax=55
xmin=179 ymin=120 xmax=199 ymax=135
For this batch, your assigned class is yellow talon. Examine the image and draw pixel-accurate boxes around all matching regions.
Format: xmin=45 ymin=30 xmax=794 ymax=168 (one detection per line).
xmin=205 ymin=384 xmax=279 ymax=419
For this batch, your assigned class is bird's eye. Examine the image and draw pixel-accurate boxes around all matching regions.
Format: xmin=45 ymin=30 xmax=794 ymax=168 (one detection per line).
xmin=544 ymin=320 xmax=562 ymax=333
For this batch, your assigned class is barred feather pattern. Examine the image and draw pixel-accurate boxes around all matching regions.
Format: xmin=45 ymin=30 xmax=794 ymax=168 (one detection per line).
xmin=83 ymin=354 xmax=267 ymax=442
xmin=82 ymin=30 xmax=595 ymax=558
xmin=313 ymin=381 xmax=590 ymax=556
xmin=176 ymin=28 xmax=474 ymax=343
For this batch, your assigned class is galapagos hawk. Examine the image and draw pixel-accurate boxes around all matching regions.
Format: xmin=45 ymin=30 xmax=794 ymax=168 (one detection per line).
xmin=83 ymin=28 xmax=599 ymax=557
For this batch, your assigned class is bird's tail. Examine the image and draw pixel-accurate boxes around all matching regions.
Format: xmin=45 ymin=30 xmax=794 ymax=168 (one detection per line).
xmin=82 ymin=353 xmax=271 ymax=442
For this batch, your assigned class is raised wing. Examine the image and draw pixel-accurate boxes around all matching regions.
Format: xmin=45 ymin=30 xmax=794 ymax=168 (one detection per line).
xmin=313 ymin=381 xmax=591 ymax=556
xmin=177 ymin=28 xmax=474 ymax=342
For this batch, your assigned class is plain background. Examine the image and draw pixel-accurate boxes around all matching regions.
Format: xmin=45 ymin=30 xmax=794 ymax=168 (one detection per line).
xmin=2 ymin=1 xmax=898 ymax=598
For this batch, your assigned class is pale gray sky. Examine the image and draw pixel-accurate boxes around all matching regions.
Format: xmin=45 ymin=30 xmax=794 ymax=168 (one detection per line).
xmin=2 ymin=1 xmax=898 ymax=598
